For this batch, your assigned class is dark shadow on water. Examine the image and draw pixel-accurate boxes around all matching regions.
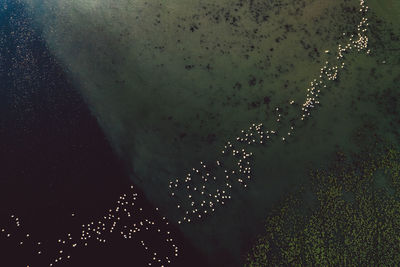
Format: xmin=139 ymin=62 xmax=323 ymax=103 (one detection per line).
xmin=0 ymin=1 xmax=207 ymax=266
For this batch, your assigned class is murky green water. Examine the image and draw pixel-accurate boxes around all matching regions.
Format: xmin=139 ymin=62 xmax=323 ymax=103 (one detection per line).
xmin=23 ymin=0 xmax=399 ymax=265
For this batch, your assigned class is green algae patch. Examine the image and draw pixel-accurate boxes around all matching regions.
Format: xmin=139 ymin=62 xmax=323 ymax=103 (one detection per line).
xmin=245 ymin=146 xmax=400 ymax=266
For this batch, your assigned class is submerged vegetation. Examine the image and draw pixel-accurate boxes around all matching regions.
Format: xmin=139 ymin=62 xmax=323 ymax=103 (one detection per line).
xmin=246 ymin=145 xmax=400 ymax=266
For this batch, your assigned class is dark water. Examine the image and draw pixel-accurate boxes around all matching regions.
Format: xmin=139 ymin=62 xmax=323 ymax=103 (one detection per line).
xmin=0 ymin=1 xmax=206 ymax=266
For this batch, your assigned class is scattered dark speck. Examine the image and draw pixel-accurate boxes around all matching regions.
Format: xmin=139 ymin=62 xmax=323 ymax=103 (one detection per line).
xmin=248 ymin=76 xmax=257 ymax=86
xmin=190 ymin=24 xmax=199 ymax=32
xmin=233 ymin=82 xmax=242 ymax=90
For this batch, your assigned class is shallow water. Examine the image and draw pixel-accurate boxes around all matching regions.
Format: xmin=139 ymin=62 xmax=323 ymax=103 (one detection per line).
xmin=19 ymin=0 xmax=400 ymax=265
